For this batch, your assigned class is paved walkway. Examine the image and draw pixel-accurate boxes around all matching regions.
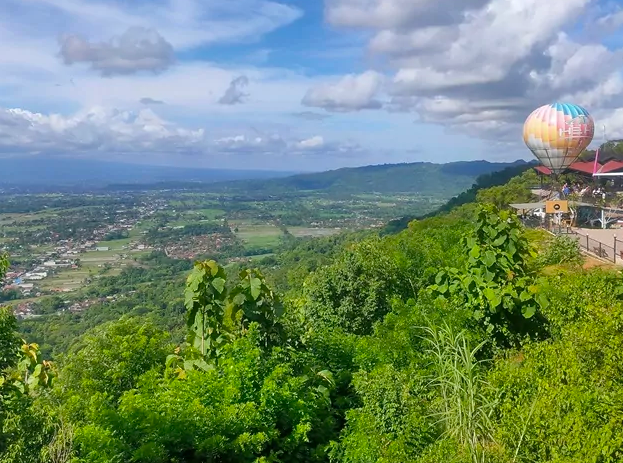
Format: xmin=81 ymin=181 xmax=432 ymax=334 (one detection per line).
xmin=572 ymin=227 xmax=623 ymax=265
xmin=574 ymin=228 xmax=620 ymax=248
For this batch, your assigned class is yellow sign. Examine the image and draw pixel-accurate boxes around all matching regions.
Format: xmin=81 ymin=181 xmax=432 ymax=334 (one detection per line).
xmin=545 ymin=200 xmax=569 ymax=214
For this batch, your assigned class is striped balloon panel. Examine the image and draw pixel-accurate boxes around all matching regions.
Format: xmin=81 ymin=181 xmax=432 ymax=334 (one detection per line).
xmin=523 ymin=102 xmax=595 ymax=174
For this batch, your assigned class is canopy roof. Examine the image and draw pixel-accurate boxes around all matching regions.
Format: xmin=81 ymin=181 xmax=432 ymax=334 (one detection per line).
xmin=509 ymin=202 xmax=545 ymax=210
xmin=534 ymin=158 xmax=623 ymax=176
xmin=509 ymin=201 xmax=595 ymax=210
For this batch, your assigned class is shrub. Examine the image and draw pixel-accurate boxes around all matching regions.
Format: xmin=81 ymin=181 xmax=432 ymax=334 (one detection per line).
xmin=537 ymin=235 xmax=584 ymax=267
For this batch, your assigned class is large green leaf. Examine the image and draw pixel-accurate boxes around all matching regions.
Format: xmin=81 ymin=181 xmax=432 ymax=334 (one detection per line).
xmin=521 ymin=304 xmax=536 ymax=318
xmin=211 ymin=277 xmax=226 ymax=294
xmin=250 ymin=278 xmax=262 ymax=300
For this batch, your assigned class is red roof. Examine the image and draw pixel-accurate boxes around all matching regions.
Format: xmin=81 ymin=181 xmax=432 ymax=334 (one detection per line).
xmin=533 ymin=161 xmax=603 ymax=176
xmin=598 ymin=160 xmax=623 ymax=174
xmin=534 ymin=165 xmax=551 ymax=175
xmin=568 ymin=161 xmax=598 ymax=175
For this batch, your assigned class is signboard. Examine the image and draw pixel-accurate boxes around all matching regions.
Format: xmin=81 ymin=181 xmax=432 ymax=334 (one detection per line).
xmin=545 ymin=200 xmax=569 ymax=214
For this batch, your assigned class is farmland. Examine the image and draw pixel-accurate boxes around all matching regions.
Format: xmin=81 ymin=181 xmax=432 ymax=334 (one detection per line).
xmin=0 ymin=186 xmax=438 ymax=312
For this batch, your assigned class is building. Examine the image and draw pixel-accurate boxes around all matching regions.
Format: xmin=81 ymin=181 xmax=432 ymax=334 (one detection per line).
xmin=534 ymin=158 xmax=623 ymax=181
xmin=96 ymin=246 xmax=110 ymax=252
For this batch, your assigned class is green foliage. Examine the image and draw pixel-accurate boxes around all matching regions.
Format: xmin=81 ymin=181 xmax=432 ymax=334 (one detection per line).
xmin=475 ymin=171 xmax=537 ymax=210
xmin=489 ymin=282 xmax=623 ymax=462
xmin=1 ymin=308 xmax=54 ymax=397
xmin=9 ymin=169 xmax=623 ymax=463
xmin=423 ymin=324 xmax=495 ymax=463
xmin=0 ymin=252 xmax=8 ymax=279
xmin=0 ymin=306 xmax=55 ymax=463
xmin=301 ymin=238 xmax=403 ymax=335
xmin=0 ymin=307 xmax=21 ymax=372
xmin=183 ymin=260 xmax=285 ymax=366
xmin=3 ymin=342 xmax=55 ymax=394
xmin=382 ymin=164 xmax=536 ymax=235
xmin=228 ymin=268 xmax=284 ymax=347
xmin=430 ymin=205 xmax=548 ymax=346
xmin=57 ymin=317 xmax=172 ymax=404
xmin=207 ymin=160 xmax=521 ymax=196
xmin=536 ymin=234 xmax=584 ymax=267
xmin=184 ymin=260 xmax=230 ymax=361
xmin=71 ymin=332 xmax=339 ymax=463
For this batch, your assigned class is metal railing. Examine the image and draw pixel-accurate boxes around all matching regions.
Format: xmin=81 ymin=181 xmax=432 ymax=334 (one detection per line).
xmin=577 ymin=234 xmax=616 ymax=263
xmin=522 ymin=216 xmax=620 ymax=264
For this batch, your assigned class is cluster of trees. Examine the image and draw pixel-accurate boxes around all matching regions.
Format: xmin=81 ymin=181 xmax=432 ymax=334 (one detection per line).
xmin=3 ymin=170 xmax=623 ymax=461
xmin=145 ymin=222 xmax=232 ymax=244
xmin=0 ymin=194 xmax=138 ymax=214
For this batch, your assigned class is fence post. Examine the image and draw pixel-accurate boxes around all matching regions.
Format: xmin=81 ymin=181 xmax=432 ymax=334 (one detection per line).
xmin=599 ymin=241 xmax=603 ymax=258
xmin=586 ymin=233 xmax=589 ymax=250
xmin=615 ymin=235 xmax=617 ymax=263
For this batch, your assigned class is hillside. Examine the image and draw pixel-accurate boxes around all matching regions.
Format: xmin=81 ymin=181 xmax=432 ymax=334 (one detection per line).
xmin=382 ymin=162 xmax=536 ymax=234
xmin=203 ymin=159 xmax=529 ymax=195
xmin=106 ymin=159 xmax=529 ymax=196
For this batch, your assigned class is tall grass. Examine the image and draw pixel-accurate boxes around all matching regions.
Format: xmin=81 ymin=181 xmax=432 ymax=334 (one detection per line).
xmin=421 ymin=323 xmax=496 ymax=463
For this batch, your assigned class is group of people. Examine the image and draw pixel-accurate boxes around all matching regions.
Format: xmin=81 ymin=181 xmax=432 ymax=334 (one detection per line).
xmin=561 ymin=182 xmax=607 ymax=200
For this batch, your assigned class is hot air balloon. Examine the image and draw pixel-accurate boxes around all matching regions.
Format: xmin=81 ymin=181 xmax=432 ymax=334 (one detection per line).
xmin=523 ymin=102 xmax=595 ymax=175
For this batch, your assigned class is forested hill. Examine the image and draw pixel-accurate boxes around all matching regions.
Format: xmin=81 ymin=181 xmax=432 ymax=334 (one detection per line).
xmin=106 ymin=159 xmax=530 ymax=195
xmin=196 ymin=159 xmax=529 ymax=195
xmin=382 ymin=161 xmax=537 ymax=234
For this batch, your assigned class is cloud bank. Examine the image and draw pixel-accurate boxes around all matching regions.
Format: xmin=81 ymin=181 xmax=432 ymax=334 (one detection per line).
xmin=305 ymin=0 xmax=623 ymax=141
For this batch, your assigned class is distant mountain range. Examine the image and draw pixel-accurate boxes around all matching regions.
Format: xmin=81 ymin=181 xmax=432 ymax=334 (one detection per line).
xmin=0 ymin=156 xmax=531 ymax=196
xmin=0 ymin=157 xmax=297 ymax=190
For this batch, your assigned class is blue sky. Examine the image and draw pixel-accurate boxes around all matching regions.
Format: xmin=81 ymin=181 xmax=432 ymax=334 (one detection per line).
xmin=0 ymin=0 xmax=621 ymax=171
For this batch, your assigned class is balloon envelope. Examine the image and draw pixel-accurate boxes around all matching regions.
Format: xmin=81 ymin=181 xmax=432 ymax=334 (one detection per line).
xmin=523 ymin=102 xmax=595 ymax=174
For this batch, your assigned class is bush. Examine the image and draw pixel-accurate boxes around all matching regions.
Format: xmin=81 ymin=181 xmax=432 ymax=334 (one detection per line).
xmin=537 ymin=235 xmax=584 ymax=267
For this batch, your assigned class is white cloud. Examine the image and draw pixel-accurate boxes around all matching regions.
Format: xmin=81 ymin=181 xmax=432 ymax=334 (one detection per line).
xmin=529 ymin=33 xmax=623 ymax=95
xmin=325 ymin=0 xmax=488 ymax=29
xmin=140 ymin=97 xmax=166 ymax=105
xmin=310 ymin=0 xmax=623 ymax=147
xmin=302 ymin=71 xmax=385 ymax=111
xmin=597 ymin=9 xmax=623 ymax=31
xmin=0 ymin=0 xmax=312 ymax=114
xmin=212 ymin=133 xmax=287 ymax=154
xmin=297 ymin=135 xmax=325 ymax=149
xmin=388 ymin=0 xmax=590 ymax=92
xmin=595 ymin=108 xmax=623 ymax=140
xmin=0 ymin=104 xmax=363 ymax=160
xmin=292 ymin=111 xmax=332 ymax=121
xmin=211 ymin=132 xmax=362 ymax=157
xmin=59 ymin=27 xmax=175 ymax=76
xmin=0 ymin=106 xmax=205 ymax=156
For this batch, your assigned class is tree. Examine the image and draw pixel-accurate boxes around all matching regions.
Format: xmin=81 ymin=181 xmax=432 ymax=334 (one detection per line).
xmin=57 ymin=317 xmax=172 ymax=404
xmin=184 ymin=260 xmax=231 ymax=362
xmin=0 ymin=252 xmax=8 ymax=280
xmin=430 ymin=204 xmax=548 ymax=347
xmin=302 ymin=238 xmax=402 ymax=335
xmin=227 ymin=268 xmax=284 ymax=348
xmin=178 ymin=260 xmax=284 ymax=372
xmin=0 ymin=254 xmax=55 ymax=462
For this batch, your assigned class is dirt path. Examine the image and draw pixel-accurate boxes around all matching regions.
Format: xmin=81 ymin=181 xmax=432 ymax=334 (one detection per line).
xmin=582 ymin=254 xmax=617 ymax=270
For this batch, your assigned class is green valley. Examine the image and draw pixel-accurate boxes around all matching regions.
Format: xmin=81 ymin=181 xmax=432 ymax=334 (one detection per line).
xmin=3 ymin=161 xmax=621 ymax=463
